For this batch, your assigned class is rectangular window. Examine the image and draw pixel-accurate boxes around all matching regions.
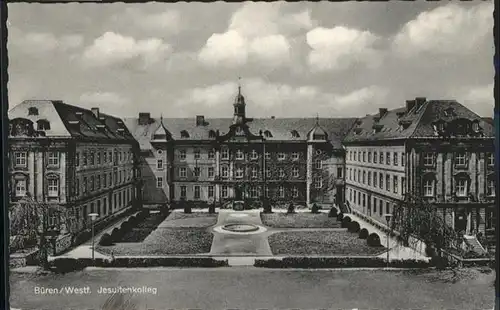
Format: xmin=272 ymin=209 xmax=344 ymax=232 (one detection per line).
xmin=402 ymin=177 xmax=406 ymax=194
xmin=487 ymin=179 xmax=495 ymax=196
xmin=456 ymin=179 xmax=467 ymax=197
xmin=249 ymin=186 xmax=258 ymax=198
xmin=393 ymin=176 xmax=398 ymax=194
xmin=386 ymin=152 xmax=391 ymax=165
xmin=90 ymin=152 xmax=95 ymax=166
xmin=292 ymin=186 xmax=299 ymax=198
xmin=208 ymin=167 xmax=214 ymax=178
xmin=380 ymin=152 xmax=384 ymax=164
xmin=354 ymin=190 xmax=357 ymax=204
xmin=368 ymin=171 xmax=372 ymax=186
xmin=292 ymin=167 xmax=299 ymax=178
xmin=180 ymin=186 xmax=186 ymax=198
xmin=222 ymin=186 xmax=228 ymax=198
xmin=393 ymin=152 xmax=398 ymax=166
xmin=278 ymin=186 xmax=285 ymax=198
xmin=374 ymin=172 xmax=378 ymax=187
xmin=75 ymin=178 xmax=80 ymax=195
xmin=386 ymin=175 xmax=390 ymax=191
xmin=236 ymin=149 xmax=244 ymax=160
xmin=265 ymin=187 xmax=270 ymax=198
xmin=76 ymin=153 xmax=80 ymax=166
xmin=251 ymin=167 xmax=258 ymax=179
xmin=291 ymin=152 xmax=299 ymax=160
xmin=235 ymin=167 xmax=244 ymax=178
xmin=277 ymin=152 xmax=286 ymax=160
xmin=279 ymin=168 xmax=285 ymax=178
xmin=368 ymin=152 xmax=372 ymax=163
xmin=156 ymin=176 xmax=163 ymax=188
xmin=487 ymin=153 xmax=494 ymax=166
xmin=374 ymin=152 xmax=378 ymax=164
xmin=179 ymin=150 xmax=186 ymax=160
xmin=423 ymin=153 xmax=434 ymax=166
xmin=314 ymin=176 xmax=322 ymax=189
xmin=353 ymin=169 xmax=356 ymax=182
xmin=222 ymin=166 xmax=229 ymax=178
xmin=337 ymin=167 xmax=343 ymax=178
xmin=250 ymin=150 xmax=258 ymax=160
xmin=379 ymin=173 xmax=383 ymax=189
xmin=208 ymin=186 xmax=214 ymax=198
xmin=208 ymin=149 xmax=215 ymax=159
xmin=386 ymin=202 xmax=390 ymax=215
xmin=194 ymin=186 xmax=200 ymax=199
xmin=266 ymin=168 xmax=271 ymax=179
xmin=354 ymin=151 xmax=357 ymax=161
xmin=14 ymin=152 xmax=27 ymax=167
xmin=103 ymin=151 xmax=107 ymax=163
xmin=109 ymin=172 xmax=112 ymax=187
xmin=455 ymin=153 xmax=466 ymax=166
xmin=423 ymin=179 xmax=434 ymax=197
xmin=379 ymin=201 xmax=384 ymax=216
xmin=96 ymin=175 xmax=101 ymax=189
xmin=357 ymin=170 xmax=360 ymax=182
xmin=48 ymin=179 xmax=59 ymax=197
xmin=180 ymin=167 xmax=187 ymax=178
xmin=157 ymin=159 xmax=163 ymax=170
xmin=362 ymin=151 xmax=366 ymax=162
xmin=194 ymin=167 xmax=201 ymax=177
xmin=90 ymin=176 xmax=95 ymax=191
xmin=373 ymin=199 xmax=377 ymax=213
xmin=221 ymin=148 xmax=229 ymax=160
xmin=194 ymin=149 xmax=200 ymax=160
xmin=265 ymin=152 xmax=271 ymax=160
xmin=401 ymin=152 xmax=405 ymax=166
xmin=97 ymin=152 xmax=101 ymax=165
xmin=315 ymin=160 xmax=322 ymax=169
xmin=362 ymin=171 xmax=366 ymax=184
xmin=15 ymin=179 xmax=26 ymax=197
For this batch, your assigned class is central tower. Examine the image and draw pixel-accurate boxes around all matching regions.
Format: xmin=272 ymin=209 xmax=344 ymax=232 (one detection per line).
xmin=232 ymin=78 xmax=246 ymax=125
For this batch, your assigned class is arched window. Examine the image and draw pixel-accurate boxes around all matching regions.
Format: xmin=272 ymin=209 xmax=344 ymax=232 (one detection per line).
xmin=28 ymin=107 xmax=39 ymax=116
xmin=37 ymin=119 xmax=51 ymax=130
xmin=264 ymin=130 xmax=273 ymax=138
xmin=180 ymin=130 xmax=190 ymax=138
xmin=208 ymin=130 xmax=216 ymax=138
xmin=291 ymin=130 xmax=300 ymax=138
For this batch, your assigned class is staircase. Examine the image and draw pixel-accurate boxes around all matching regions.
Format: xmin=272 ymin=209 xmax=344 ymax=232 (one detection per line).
xmin=463 ymin=235 xmax=488 ymax=255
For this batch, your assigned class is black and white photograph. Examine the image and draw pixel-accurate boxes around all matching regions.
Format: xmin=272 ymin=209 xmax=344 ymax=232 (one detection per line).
xmin=5 ymin=1 xmax=496 ymax=309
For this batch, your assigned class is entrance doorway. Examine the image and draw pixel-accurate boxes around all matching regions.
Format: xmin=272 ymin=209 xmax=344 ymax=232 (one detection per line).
xmin=234 ymin=186 xmax=243 ymax=200
xmin=454 ymin=209 xmax=467 ymax=234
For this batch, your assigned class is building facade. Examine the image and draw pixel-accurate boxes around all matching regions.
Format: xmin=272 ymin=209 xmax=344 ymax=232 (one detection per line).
xmin=8 ymin=100 xmax=141 ymax=252
xmin=343 ymin=97 xmax=495 ymax=236
xmin=124 ymin=87 xmax=356 ymax=208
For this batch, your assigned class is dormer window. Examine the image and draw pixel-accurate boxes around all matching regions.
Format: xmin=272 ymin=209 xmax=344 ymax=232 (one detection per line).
xmin=291 ymin=130 xmax=300 ymax=138
xmin=37 ymin=119 xmax=51 ymax=130
xmin=208 ymin=130 xmax=216 ymax=139
xmin=472 ymin=121 xmax=481 ymax=133
xmin=264 ymin=130 xmax=273 ymax=138
xmin=28 ymin=107 xmax=39 ymax=116
xmin=444 ymin=107 xmax=454 ymax=117
xmin=180 ymin=130 xmax=189 ymax=138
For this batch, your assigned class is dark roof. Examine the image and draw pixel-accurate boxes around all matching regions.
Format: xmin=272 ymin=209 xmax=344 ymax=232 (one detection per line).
xmin=8 ymin=100 xmax=133 ymax=140
xmin=343 ymin=99 xmax=494 ymax=143
xmin=123 ymin=117 xmax=357 ymax=151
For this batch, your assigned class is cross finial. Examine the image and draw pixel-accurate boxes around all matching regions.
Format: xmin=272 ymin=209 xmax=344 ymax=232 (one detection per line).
xmin=238 ymin=77 xmax=242 ymax=95
xmin=316 ymin=113 xmax=320 ymax=124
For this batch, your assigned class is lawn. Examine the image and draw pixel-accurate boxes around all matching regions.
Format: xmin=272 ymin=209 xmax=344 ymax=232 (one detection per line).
xmin=261 ymin=213 xmax=341 ymax=228
xmin=96 ymin=212 xmax=216 ymax=255
xmin=268 ymin=231 xmax=386 ymax=256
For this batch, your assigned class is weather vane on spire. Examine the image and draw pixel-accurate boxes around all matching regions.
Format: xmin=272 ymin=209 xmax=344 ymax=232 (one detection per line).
xmin=316 ymin=113 xmax=320 ymax=124
xmin=238 ymin=76 xmax=242 ymax=95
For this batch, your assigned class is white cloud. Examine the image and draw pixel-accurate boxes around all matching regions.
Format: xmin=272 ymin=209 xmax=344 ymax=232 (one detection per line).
xmin=393 ymin=3 xmax=493 ymax=57
xmin=81 ymin=32 xmax=171 ymax=67
xmin=9 ymin=29 xmax=84 ymax=54
xmin=175 ymin=78 xmax=389 ymax=117
xmin=111 ymin=8 xmax=183 ymax=35
xmin=454 ymin=83 xmax=493 ymax=117
xmin=79 ymin=91 xmax=130 ymax=107
xmin=198 ymin=3 xmax=313 ymax=68
xmin=306 ymin=26 xmax=382 ymax=72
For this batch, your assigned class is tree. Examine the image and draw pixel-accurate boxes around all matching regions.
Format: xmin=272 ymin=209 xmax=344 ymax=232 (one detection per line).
xmin=9 ymin=193 xmax=66 ymax=269
xmin=391 ymin=193 xmax=462 ymax=266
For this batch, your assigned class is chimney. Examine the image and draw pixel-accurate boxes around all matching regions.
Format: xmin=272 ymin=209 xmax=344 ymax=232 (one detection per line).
xmin=91 ymin=107 xmax=99 ymax=118
xmin=138 ymin=112 xmax=151 ymax=125
xmin=196 ymin=115 xmax=205 ymax=126
xmin=379 ymin=108 xmax=388 ymax=118
xmin=406 ymin=100 xmax=416 ymax=112
xmin=415 ymin=97 xmax=426 ymax=110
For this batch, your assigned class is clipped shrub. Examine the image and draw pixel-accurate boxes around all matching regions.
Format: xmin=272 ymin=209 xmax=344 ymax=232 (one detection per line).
xmin=367 ymin=233 xmax=382 ymax=247
xmin=311 ymin=204 xmax=320 ymax=214
xmin=337 ymin=213 xmax=344 ymax=221
xmin=263 ymin=203 xmax=273 ymax=214
xmin=208 ymin=204 xmax=216 ymax=214
xmin=328 ymin=207 xmax=338 ymax=218
xmin=341 ymin=217 xmax=352 ymax=228
xmin=184 ymin=204 xmax=192 ymax=214
xmin=348 ymin=221 xmax=361 ymax=233
xmin=287 ymin=203 xmax=296 ymax=214
xmin=358 ymin=228 xmax=369 ymax=239
xmin=425 ymin=245 xmax=436 ymax=258
xmin=99 ymin=233 xmax=113 ymax=246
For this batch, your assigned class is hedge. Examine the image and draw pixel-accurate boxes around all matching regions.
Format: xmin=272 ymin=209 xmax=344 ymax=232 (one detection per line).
xmin=328 ymin=207 xmax=338 ymax=218
xmin=254 ymin=257 xmax=431 ymax=269
xmin=49 ymin=257 xmax=229 ymax=273
xmin=311 ymin=204 xmax=321 ymax=214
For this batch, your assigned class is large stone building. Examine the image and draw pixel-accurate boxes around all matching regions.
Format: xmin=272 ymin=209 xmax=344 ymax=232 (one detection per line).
xmin=8 ymin=100 xmax=141 ymax=252
xmin=124 ymin=87 xmax=356 ymax=208
xmin=343 ymin=97 xmax=495 ymax=236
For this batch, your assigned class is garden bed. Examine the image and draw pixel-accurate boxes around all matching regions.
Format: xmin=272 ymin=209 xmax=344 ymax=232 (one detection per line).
xmin=268 ymin=231 xmax=386 ymax=256
xmin=97 ymin=228 xmax=214 ymax=256
xmin=118 ymin=213 xmax=168 ymax=242
xmin=261 ymin=213 xmax=341 ymax=228
xmin=160 ymin=212 xmax=218 ymax=228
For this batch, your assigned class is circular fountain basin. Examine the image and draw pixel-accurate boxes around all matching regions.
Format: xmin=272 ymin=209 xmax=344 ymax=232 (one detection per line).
xmin=222 ymin=223 xmax=259 ymax=232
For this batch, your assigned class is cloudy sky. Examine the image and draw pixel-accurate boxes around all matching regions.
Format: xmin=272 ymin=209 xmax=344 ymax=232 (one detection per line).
xmin=7 ymin=1 xmax=494 ymax=118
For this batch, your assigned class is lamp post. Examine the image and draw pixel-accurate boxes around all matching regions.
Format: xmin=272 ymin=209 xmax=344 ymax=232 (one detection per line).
xmin=384 ymin=213 xmax=393 ymax=268
xmin=88 ymin=213 xmax=98 ymax=260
